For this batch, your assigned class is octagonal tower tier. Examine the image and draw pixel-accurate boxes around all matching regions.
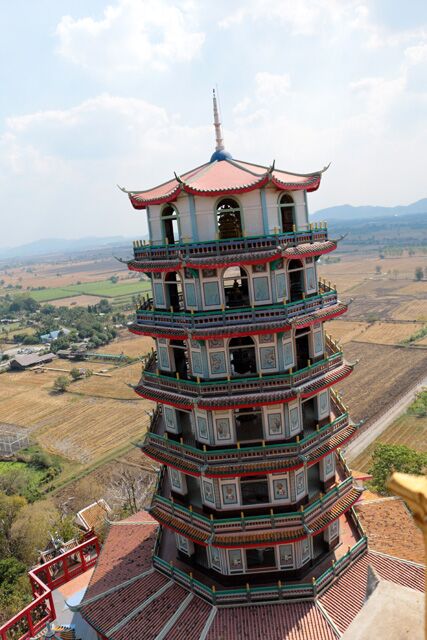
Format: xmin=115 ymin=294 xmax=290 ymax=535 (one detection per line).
xmin=123 ymin=93 xmax=364 ymax=595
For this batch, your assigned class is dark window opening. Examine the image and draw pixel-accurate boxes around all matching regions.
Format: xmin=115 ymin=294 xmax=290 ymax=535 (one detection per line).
xmin=235 ymin=408 xmax=264 ymax=443
xmin=165 ymin=272 xmax=183 ymax=311
xmin=295 ymin=327 xmax=310 ymax=370
xmin=171 ymin=339 xmax=189 ymax=379
xmin=223 ymin=266 xmax=250 ymax=308
xmin=217 ymin=198 xmax=243 ymax=239
xmin=301 ymin=397 xmax=317 ymax=434
xmin=229 ymin=336 xmax=257 ymax=376
xmin=246 ymin=547 xmax=276 ymax=570
xmin=279 ymin=194 xmax=295 ymax=233
xmin=162 ymin=205 xmax=179 ymax=245
xmin=307 ymin=462 xmax=320 ymax=500
xmin=241 ymin=475 xmax=269 ymax=505
xmin=288 ymin=259 xmax=304 ymax=302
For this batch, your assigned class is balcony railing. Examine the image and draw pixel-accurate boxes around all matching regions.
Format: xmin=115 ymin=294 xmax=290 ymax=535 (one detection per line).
xmin=152 ymin=535 xmax=368 ymax=605
xmin=133 ymin=228 xmax=328 ymax=262
xmin=132 ymin=285 xmax=340 ymax=338
xmin=0 ymin=536 xmax=99 ymax=640
xmin=151 ymin=475 xmax=354 ymax=535
xmin=140 ymin=348 xmax=343 ymax=399
xmin=142 ymin=410 xmax=350 ymax=467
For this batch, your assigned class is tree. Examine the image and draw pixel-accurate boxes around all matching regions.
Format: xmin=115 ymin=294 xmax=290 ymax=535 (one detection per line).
xmin=52 ymin=375 xmax=70 ymax=393
xmin=407 ymin=390 xmax=427 ymax=418
xmin=110 ymin=275 xmax=119 ymax=284
xmin=0 ymin=493 xmax=27 ymax=557
xmin=375 ymin=265 xmax=381 ymax=274
xmin=415 ymin=266 xmax=424 ymax=281
xmin=10 ymin=499 xmax=61 ymax=565
xmin=108 ymin=467 xmax=156 ymax=517
xmin=369 ymin=443 xmax=427 ymax=494
xmin=70 ymin=367 xmax=82 ymax=381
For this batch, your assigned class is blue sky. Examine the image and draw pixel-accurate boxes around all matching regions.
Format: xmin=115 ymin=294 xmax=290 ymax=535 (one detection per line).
xmin=1 ymin=0 xmax=426 ymax=247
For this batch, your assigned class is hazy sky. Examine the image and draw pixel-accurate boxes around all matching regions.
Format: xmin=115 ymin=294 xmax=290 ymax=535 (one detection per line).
xmin=1 ymin=0 xmax=426 ymax=247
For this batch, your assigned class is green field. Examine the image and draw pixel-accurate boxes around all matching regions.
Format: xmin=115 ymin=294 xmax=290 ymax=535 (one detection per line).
xmin=15 ymin=279 xmax=152 ymax=303
xmin=351 ymin=412 xmax=427 ymax=472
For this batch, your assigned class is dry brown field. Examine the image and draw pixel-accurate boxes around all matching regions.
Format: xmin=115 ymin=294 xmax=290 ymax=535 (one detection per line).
xmin=0 ymin=373 xmax=153 ymax=463
xmin=391 ymin=299 xmax=427 ymax=322
xmin=335 ymin=342 xmax=427 ymax=425
xmin=395 ymin=281 xmax=427 ymax=296
xmin=351 ymin=321 xmax=425 ymax=345
xmin=71 ymin=362 xmax=142 ymax=400
xmin=97 ymin=334 xmax=154 ymax=358
xmin=326 ymin=320 xmax=367 ymax=344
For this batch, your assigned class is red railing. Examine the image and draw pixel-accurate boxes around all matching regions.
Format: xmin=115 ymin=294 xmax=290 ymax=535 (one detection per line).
xmin=0 ymin=536 xmax=100 ymax=640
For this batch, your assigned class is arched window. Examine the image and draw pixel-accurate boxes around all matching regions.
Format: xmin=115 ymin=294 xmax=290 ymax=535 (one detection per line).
xmin=287 ymin=259 xmax=304 ymax=302
xmin=223 ymin=266 xmax=250 ymax=308
xmin=279 ymin=194 xmax=295 ymax=233
xmin=216 ymin=198 xmax=243 ymax=239
xmin=162 ymin=205 xmax=179 ymax=245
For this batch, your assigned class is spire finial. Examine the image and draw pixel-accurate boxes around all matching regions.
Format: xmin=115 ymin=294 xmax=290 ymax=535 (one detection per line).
xmin=213 ymin=89 xmax=225 ymax=152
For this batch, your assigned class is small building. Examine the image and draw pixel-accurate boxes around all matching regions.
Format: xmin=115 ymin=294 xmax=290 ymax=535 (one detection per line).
xmin=74 ymin=500 xmax=111 ymax=533
xmin=9 ymin=352 xmax=56 ymax=370
xmin=40 ymin=329 xmax=70 ymax=343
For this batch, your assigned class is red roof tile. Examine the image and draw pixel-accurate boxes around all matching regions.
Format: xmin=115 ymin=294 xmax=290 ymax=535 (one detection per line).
xmin=206 ymin=602 xmax=336 ymax=640
xmin=127 ymin=159 xmax=324 ymax=208
xmin=159 ymin=597 xmax=212 ymax=640
xmin=83 ymin=510 xmax=158 ymax=599
xmin=320 ymin=550 xmax=425 ymax=633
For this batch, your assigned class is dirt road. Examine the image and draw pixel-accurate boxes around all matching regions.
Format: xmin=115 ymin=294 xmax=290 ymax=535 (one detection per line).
xmin=344 ymin=375 xmax=427 ymax=463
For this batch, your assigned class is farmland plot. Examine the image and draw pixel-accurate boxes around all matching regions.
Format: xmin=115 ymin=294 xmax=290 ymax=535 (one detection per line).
xmin=326 ymin=320 xmax=367 ymax=344
xmin=71 ymin=362 xmax=143 ymax=400
xmin=351 ymin=322 xmax=425 ymax=345
xmin=391 ymin=299 xmax=427 ymax=322
xmin=97 ymin=334 xmax=154 ymax=358
xmin=335 ymin=341 xmax=427 ymax=424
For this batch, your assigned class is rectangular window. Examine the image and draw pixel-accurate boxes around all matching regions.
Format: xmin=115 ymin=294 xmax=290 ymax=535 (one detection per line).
xmin=276 ymin=272 xmax=287 ymax=301
xmin=253 ymin=276 xmax=270 ymax=302
xmin=203 ymin=281 xmax=220 ymax=306
xmin=246 ymin=547 xmax=276 ymax=570
xmin=241 ymin=475 xmax=269 ymax=505
xmin=153 ymin=282 xmax=165 ymax=306
xmin=185 ymin=282 xmax=197 ymax=307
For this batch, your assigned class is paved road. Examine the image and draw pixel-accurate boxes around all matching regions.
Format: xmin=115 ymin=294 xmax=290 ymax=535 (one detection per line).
xmin=344 ymin=375 xmax=427 ymax=463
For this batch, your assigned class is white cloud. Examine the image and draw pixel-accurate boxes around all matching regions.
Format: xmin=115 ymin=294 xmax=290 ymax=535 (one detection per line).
xmin=56 ymin=0 xmax=205 ymax=74
xmin=255 ymin=72 xmax=291 ymax=103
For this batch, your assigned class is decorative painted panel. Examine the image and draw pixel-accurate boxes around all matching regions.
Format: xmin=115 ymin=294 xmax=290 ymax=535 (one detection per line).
xmin=158 ymin=346 xmax=170 ymax=369
xmin=210 ymin=546 xmax=222 ymax=570
xmin=305 ymin=266 xmax=316 ymax=291
xmin=324 ymin=453 xmax=334 ymax=476
xmin=295 ymin=470 xmax=305 ymax=496
xmin=202 ymin=269 xmax=217 ymax=278
xmin=209 ymin=351 xmax=227 ymax=375
xmin=176 ymin=534 xmax=189 ymax=554
xmin=203 ymin=281 xmax=220 ymax=306
xmin=283 ymin=341 xmax=294 ymax=367
xmin=289 ymin=406 xmax=300 ymax=433
xmin=253 ymin=276 xmax=270 ymax=302
xmin=216 ymin=418 xmax=232 ymax=440
xmin=164 ymin=406 xmax=177 ymax=432
xmin=259 ymin=333 xmax=274 ymax=344
xmin=252 ymin=263 xmax=266 ymax=273
xmin=191 ymin=350 xmax=203 ymax=375
xmin=279 ymin=544 xmax=294 ymax=568
xmin=221 ymin=483 xmax=238 ymax=505
xmin=329 ymin=520 xmax=339 ymax=540
xmin=170 ymin=468 xmax=183 ymax=491
xmin=228 ymin=549 xmax=243 ymax=573
xmin=318 ymin=390 xmax=330 ymax=418
xmin=267 ymin=412 xmax=283 ymax=436
xmin=272 ymin=478 xmax=289 ymax=500
xmin=313 ymin=329 xmax=323 ymax=355
xmin=185 ymin=282 xmax=197 ymax=307
xmin=276 ymin=272 xmax=287 ymax=300
xmin=301 ymin=539 xmax=311 ymax=563
xmin=209 ymin=338 xmax=224 ymax=348
xmin=260 ymin=346 xmax=277 ymax=370
xmin=203 ymin=480 xmax=215 ymax=504
xmin=197 ymin=415 xmax=209 ymax=440
xmin=153 ymin=282 xmax=165 ymax=306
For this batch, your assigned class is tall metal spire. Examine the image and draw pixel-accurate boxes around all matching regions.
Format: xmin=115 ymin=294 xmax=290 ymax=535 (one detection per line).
xmin=213 ymin=89 xmax=225 ymax=152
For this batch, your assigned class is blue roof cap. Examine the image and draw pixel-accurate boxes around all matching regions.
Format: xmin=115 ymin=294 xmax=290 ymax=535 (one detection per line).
xmin=210 ymin=149 xmax=232 ymax=163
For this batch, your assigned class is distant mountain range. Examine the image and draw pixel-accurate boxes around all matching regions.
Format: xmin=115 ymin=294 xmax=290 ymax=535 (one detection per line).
xmin=0 ymin=236 xmax=135 ymax=260
xmin=311 ymin=198 xmax=427 ymax=221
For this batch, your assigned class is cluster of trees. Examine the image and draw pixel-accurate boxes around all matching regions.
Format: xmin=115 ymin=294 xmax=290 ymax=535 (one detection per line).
xmin=415 ymin=266 xmax=426 ymax=281
xmin=0 ymin=493 xmax=79 ymax=622
xmin=369 ymin=442 xmax=427 ymax=494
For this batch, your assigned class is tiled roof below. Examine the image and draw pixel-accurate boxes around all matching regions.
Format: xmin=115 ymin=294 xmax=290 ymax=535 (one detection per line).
xmin=320 ymin=550 xmax=425 ymax=634
xmin=78 ymin=510 xmax=425 ymax=640
xmin=355 ymin=497 xmax=424 ymax=564
xmin=206 ymin=602 xmax=337 ymax=640
xmin=83 ymin=510 xmax=158 ymax=599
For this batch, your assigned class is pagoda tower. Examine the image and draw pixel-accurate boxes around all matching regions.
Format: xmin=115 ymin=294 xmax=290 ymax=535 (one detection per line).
xmin=123 ymin=92 xmax=364 ymax=601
